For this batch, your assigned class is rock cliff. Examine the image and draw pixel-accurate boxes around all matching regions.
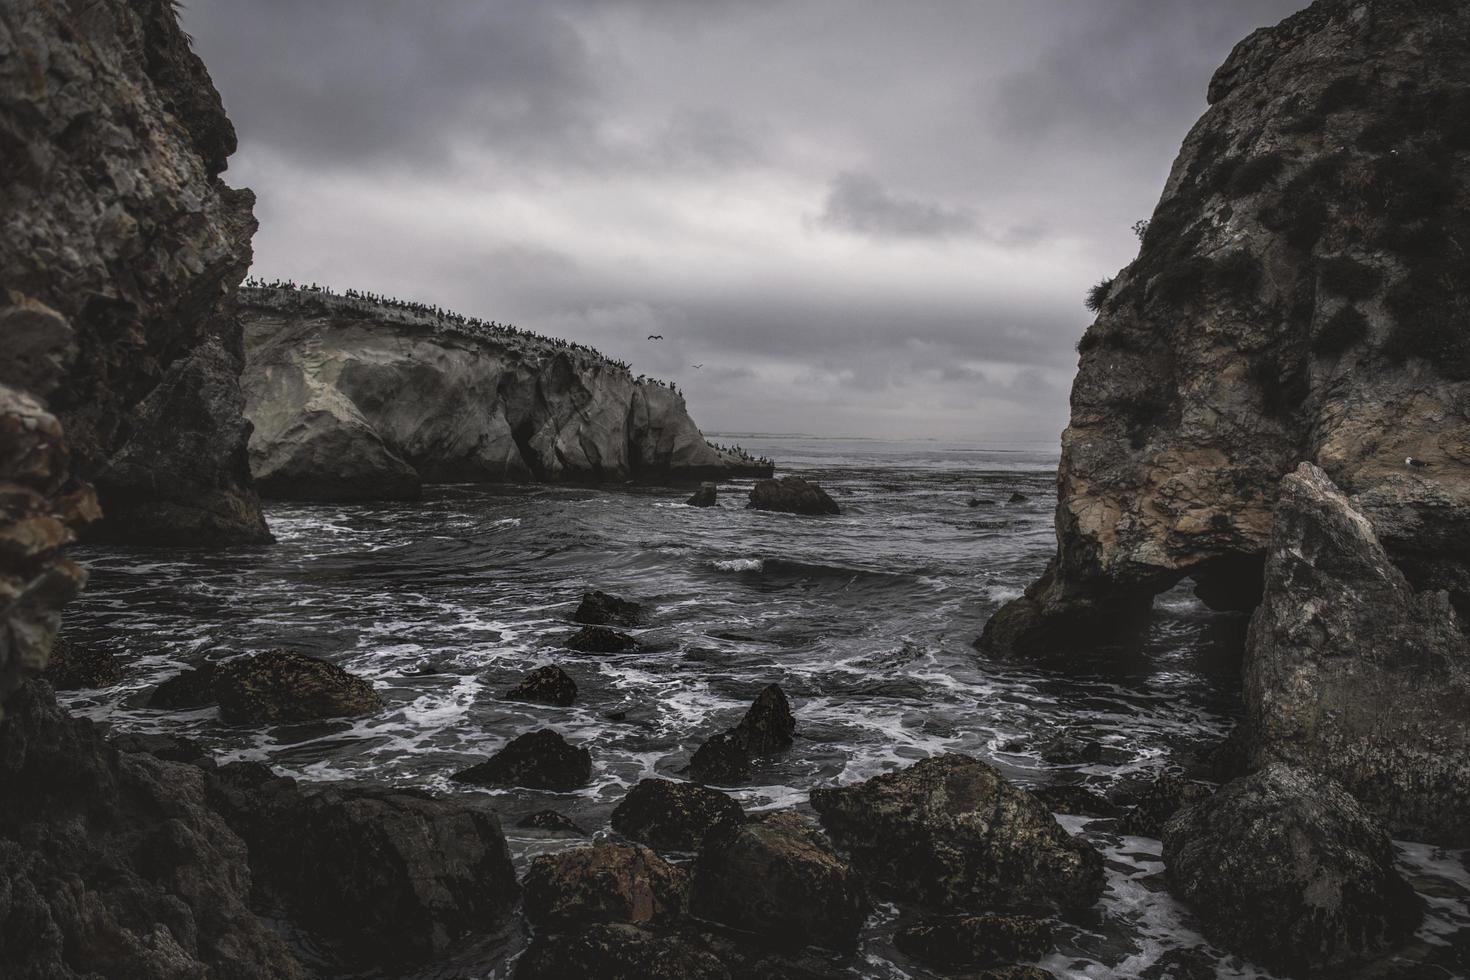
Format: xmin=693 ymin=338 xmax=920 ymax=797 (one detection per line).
xmin=980 ymin=0 xmax=1470 ymax=657
xmin=0 ymin=0 xmax=267 ymax=546
xmin=240 ymin=286 xmax=773 ymax=500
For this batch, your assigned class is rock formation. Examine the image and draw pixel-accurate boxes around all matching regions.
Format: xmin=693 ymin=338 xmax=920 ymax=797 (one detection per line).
xmin=0 ymin=0 xmax=267 ymax=546
xmin=980 ymin=0 xmax=1470 ymax=657
xmin=687 ymin=684 xmax=796 ymax=785
xmin=611 ymin=778 xmax=746 ymax=852
xmin=747 ymin=476 xmax=841 ymax=516
xmin=451 ymin=728 xmax=592 ymax=790
xmin=1244 ymin=463 xmax=1470 ymax=843
xmin=239 ymin=287 xmax=772 ymax=499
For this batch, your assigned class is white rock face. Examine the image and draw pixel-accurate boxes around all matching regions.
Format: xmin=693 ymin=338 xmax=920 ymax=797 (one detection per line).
xmin=240 ymin=289 xmax=768 ymax=500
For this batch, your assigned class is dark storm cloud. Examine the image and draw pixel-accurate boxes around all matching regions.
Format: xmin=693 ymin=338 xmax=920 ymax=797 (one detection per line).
xmin=185 ymin=0 xmax=1309 ymax=439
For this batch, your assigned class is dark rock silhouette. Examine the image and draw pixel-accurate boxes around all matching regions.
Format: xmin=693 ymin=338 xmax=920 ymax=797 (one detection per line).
xmin=1163 ymin=763 xmax=1421 ymax=975
xmin=148 ymin=651 xmax=382 ymax=724
xmin=41 ymin=636 xmax=120 ymax=690
xmin=688 ymin=685 xmax=796 ymax=784
xmin=522 ymin=843 xmax=689 ymax=931
xmin=517 ymin=810 xmax=587 ymax=835
xmin=566 ymin=625 xmax=641 ymax=653
xmin=505 ymin=665 xmax=578 ymax=706
xmin=747 ymin=476 xmax=841 ymax=515
xmin=451 ymin=729 xmax=592 ymax=790
xmin=574 ymin=590 xmax=644 ymax=627
xmin=893 ymin=914 xmax=1054 ymax=972
xmin=514 ymin=923 xmax=729 ymax=980
xmin=611 ymin=778 xmax=746 ymax=852
xmin=687 ymin=482 xmax=718 ymax=507
xmin=1113 ymin=774 xmax=1213 ymax=838
xmin=810 ymin=755 xmax=1104 ymax=911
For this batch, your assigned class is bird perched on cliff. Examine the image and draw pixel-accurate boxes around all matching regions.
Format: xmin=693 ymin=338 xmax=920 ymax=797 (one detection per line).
xmin=647 ymin=334 xmax=663 ymax=340
xmin=1405 ymin=456 xmax=1430 ymax=468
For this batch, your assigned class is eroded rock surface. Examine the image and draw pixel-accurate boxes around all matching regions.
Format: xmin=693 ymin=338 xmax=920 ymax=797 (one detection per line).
xmin=522 ymin=843 xmax=690 ymax=932
xmin=747 ymin=477 xmax=841 ymax=516
xmin=688 ymin=684 xmax=796 ymax=785
xmin=981 ymin=0 xmax=1470 ymax=657
xmin=611 ymin=778 xmax=746 ymax=852
xmin=451 ymin=728 xmax=592 ymax=790
xmin=504 ymin=664 xmax=578 ymax=706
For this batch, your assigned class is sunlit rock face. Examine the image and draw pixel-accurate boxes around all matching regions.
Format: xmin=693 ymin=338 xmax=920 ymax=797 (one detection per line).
xmin=980 ymin=0 xmax=1470 ymax=658
xmin=240 ymin=287 xmax=771 ymax=500
xmin=0 ymin=0 xmax=267 ymax=546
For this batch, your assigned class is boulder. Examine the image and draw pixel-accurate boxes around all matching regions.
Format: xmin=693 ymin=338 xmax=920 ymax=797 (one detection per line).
xmin=1113 ymin=774 xmax=1213 ymax=838
xmin=893 ymin=913 xmax=1054 ymax=971
xmin=688 ymin=685 xmax=796 ymax=785
xmin=1030 ymin=785 xmax=1120 ymax=818
xmin=148 ymin=662 xmax=221 ymax=709
xmin=809 ymin=755 xmax=1104 ymax=911
xmin=1243 ymin=463 xmax=1470 ymax=844
xmin=687 ymin=482 xmax=718 ymax=507
xmin=213 ymin=650 xmax=383 ymax=724
xmin=611 ymin=778 xmax=746 ymax=851
xmin=514 ymin=924 xmax=730 ymax=980
xmin=112 ymin=732 xmax=212 ymax=766
xmin=574 ymin=590 xmax=644 ymax=626
xmin=565 ymin=625 xmax=641 ymax=653
xmin=516 ymin=810 xmax=586 ymax=835
xmin=1163 ymin=763 xmax=1421 ymax=975
xmin=691 ymin=811 xmax=869 ymax=951
xmin=746 ymin=477 xmax=841 ymax=516
xmin=1007 ymin=492 xmax=1029 ymax=504
xmin=1036 ymin=731 xmax=1103 ymax=766
xmin=41 ymin=636 xmax=121 ymax=690
xmin=522 ymin=842 xmax=689 ymax=931
xmin=451 ymin=729 xmax=592 ymax=790
xmin=505 ymin=665 xmax=577 ymax=706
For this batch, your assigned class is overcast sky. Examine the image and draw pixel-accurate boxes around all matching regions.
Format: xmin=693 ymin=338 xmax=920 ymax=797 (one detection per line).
xmin=185 ymin=0 xmax=1305 ymax=441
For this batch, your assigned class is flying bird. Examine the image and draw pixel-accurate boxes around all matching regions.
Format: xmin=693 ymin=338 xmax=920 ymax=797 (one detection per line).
xmin=647 ymin=334 xmax=663 ymax=340
xmin=691 ymin=363 xmax=703 ymax=370
xmin=1405 ymin=456 xmax=1430 ymax=468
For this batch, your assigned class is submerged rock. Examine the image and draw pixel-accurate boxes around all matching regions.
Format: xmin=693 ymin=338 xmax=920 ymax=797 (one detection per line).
xmin=565 ymin=624 xmax=641 ymax=653
xmin=516 ymin=809 xmax=587 ymax=835
xmin=505 ymin=665 xmax=578 ymax=706
xmin=687 ymin=482 xmax=718 ymax=507
xmin=1113 ymin=774 xmax=1213 ymax=838
xmin=523 ymin=842 xmax=689 ymax=931
xmin=514 ymin=923 xmax=730 ymax=980
xmin=112 ymin=731 xmax=212 ymax=766
xmin=611 ymin=778 xmax=745 ymax=852
xmin=148 ymin=662 xmax=221 ymax=709
xmin=1031 ymin=785 xmax=1120 ymax=818
xmin=451 ymin=729 xmax=592 ymax=790
xmin=574 ymin=590 xmax=645 ymax=627
xmin=688 ymin=684 xmax=796 ymax=785
xmin=213 ymin=650 xmax=383 ymax=724
xmin=1163 ymin=763 xmax=1421 ymax=975
xmin=747 ymin=476 xmax=841 ymax=516
xmin=690 ymin=811 xmax=869 ymax=951
xmin=893 ymin=913 xmax=1053 ymax=971
xmin=1243 ymin=464 xmax=1470 ymax=843
xmin=809 ymin=755 xmax=1104 ymax=911
xmin=1007 ymin=492 xmax=1029 ymax=504
xmin=41 ymin=636 xmax=121 ymax=690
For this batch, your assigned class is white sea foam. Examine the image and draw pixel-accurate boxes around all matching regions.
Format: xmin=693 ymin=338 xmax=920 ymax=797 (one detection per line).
xmin=712 ymin=557 xmax=763 ymax=572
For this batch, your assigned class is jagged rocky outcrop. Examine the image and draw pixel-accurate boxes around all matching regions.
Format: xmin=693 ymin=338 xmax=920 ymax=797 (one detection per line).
xmin=1244 ymin=464 xmax=1470 ymax=843
xmin=0 ymin=0 xmax=267 ymax=546
xmin=239 ymin=287 xmax=773 ymax=500
xmin=980 ymin=0 xmax=1470 ymax=657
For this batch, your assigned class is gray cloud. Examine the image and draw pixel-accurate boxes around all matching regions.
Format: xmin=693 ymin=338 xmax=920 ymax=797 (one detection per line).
xmin=818 ymin=173 xmax=979 ymax=240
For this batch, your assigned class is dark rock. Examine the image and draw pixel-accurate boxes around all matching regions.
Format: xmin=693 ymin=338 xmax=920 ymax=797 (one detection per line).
xmin=1163 ymin=763 xmax=1422 ymax=975
xmin=968 ymin=497 xmax=994 ymax=507
xmin=1031 ymin=785 xmax=1120 ymax=818
xmin=747 ymin=477 xmax=841 ymax=516
xmin=514 ymin=923 xmax=730 ymax=980
xmin=691 ymin=811 xmax=869 ymax=951
xmin=1243 ymin=464 xmax=1470 ymax=844
xmin=523 ymin=842 xmax=689 ymax=931
xmin=111 ymin=731 xmax=212 ymax=766
xmin=451 ymin=729 xmax=592 ymax=790
xmin=574 ymin=590 xmax=644 ymax=627
xmin=893 ymin=913 xmax=1054 ymax=970
xmin=611 ymin=778 xmax=746 ymax=851
xmin=213 ymin=650 xmax=383 ymax=724
xmin=1007 ymin=492 xmax=1029 ymax=504
xmin=809 ymin=754 xmax=1105 ymax=911
xmin=40 ymin=636 xmax=121 ymax=690
xmin=148 ymin=662 xmax=221 ymax=709
xmin=972 ymin=969 xmax=1056 ymax=980
xmin=505 ymin=665 xmax=577 ymax=706
xmin=687 ymin=482 xmax=718 ymax=507
xmin=516 ymin=809 xmax=586 ymax=834
xmin=566 ymin=625 xmax=641 ymax=653
xmin=1114 ymin=774 xmax=1213 ymax=838
xmin=1037 ymin=732 xmax=1103 ymax=766
xmin=688 ymin=684 xmax=796 ymax=785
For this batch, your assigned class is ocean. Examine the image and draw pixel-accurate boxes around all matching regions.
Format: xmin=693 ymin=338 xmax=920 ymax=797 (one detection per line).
xmin=59 ymin=435 xmax=1469 ymax=979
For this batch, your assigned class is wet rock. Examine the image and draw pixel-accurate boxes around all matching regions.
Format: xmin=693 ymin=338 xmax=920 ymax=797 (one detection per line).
xmin=574 ymin=590 xmax=645 ymax=627
xmin=973 ymin=969 xmax=1056 ymax=980
xmin=451 ymin=729 xmax=592 ymax=790
xmin=1244 ymin=464 xmax=1470 ymax=843
xmin=523 ymin=842 xmax=689 ymax=931
xmin=566 ymin=624 xmax=641 ymax=653
xmin=809 ymin=754 xmax=1105 ymax=911
xmin=40 ymin=636 xmax=121 ymax=690
xmin=1114 ymin=774 xmax=1213 ymax=838
xmin=207 ymin=762 xmax=520 ymax=968
xmin=687 ymin=482 xmax=718 ymax=507
xmin=611 ymin=778 xmax=746 ymax=851
xmin=1163 ymin=763 xmax=1421 ymax=975
xmin=691 ymin=811 xmax=868 ymax=951
xmin=1031 ymin=785 xmax=1120 ymax=818
xmin=514 ymin=923 xmax=730 ymax=980
xmin=747 ymin=476 xmax=841 ymax=516
xmin=968 ymin=497 xmax=996 ymax=507
xmin=1007 ymin=492 xmax=1029 ymax=504
xmin=505 ymin=665 xmax=577 ymax=706
xmin=1037 ymin=732 xmax=1103 ymax=766
xmin=148 ymin=662 xmax=221 ymax=709
xmin=214 ymin=650 xmax=383 ymax=724
xmin=893 ymin=913 xmax=1054 ymax=971
xmin=111 ymin=732 xmax=212 ymax=766
xmin=688 ymin=684 xmax=796 ymax=785
xmin=516 ymin=810 xmax=586 ymax=835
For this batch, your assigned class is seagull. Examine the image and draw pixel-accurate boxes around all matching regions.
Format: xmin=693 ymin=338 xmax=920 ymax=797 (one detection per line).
xmin=691 ymin=363 xmax=703 ymax=369
xmin=1405 ymin=456 xmax=1430 ymax=468
xmin=647 ymin=334 xmax=663 ymax=340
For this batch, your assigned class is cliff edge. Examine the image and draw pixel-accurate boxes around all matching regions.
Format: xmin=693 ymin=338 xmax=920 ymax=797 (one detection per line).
xmin=239 ymin=285 xmax=773 ymax=499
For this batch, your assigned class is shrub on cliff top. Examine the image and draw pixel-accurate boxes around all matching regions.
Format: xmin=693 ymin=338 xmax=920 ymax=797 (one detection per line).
xmin=1085 ymin=277 xmax=1115 ymax=313
xmin=1383 ymin=273 xmax=1470 ymax=381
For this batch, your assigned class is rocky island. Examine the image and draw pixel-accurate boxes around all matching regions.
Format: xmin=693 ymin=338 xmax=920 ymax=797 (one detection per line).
xmin=240 ymin=285 xmax=772 ymax=500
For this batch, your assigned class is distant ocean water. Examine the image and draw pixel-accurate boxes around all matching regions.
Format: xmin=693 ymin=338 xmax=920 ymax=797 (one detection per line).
xmin=60 ymin=434 xmax=1468 ymax=979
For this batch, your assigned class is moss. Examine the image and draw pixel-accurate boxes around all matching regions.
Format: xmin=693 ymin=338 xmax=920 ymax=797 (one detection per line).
xmin=1312 ymin=306 xmax=1370 ymax=357
xmin=1317 ymin=257 xmax=1383 ymax=301
xmin=1152 ymin=257 xmax=1214 ymax=307
xmin=1227 ymin=153 xmax=1287 ymax=197
xmin=1383 ymin=273 xmax=1470 ymax=381
xmin=1085 ymin=277 xmax=1115 ymax=313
